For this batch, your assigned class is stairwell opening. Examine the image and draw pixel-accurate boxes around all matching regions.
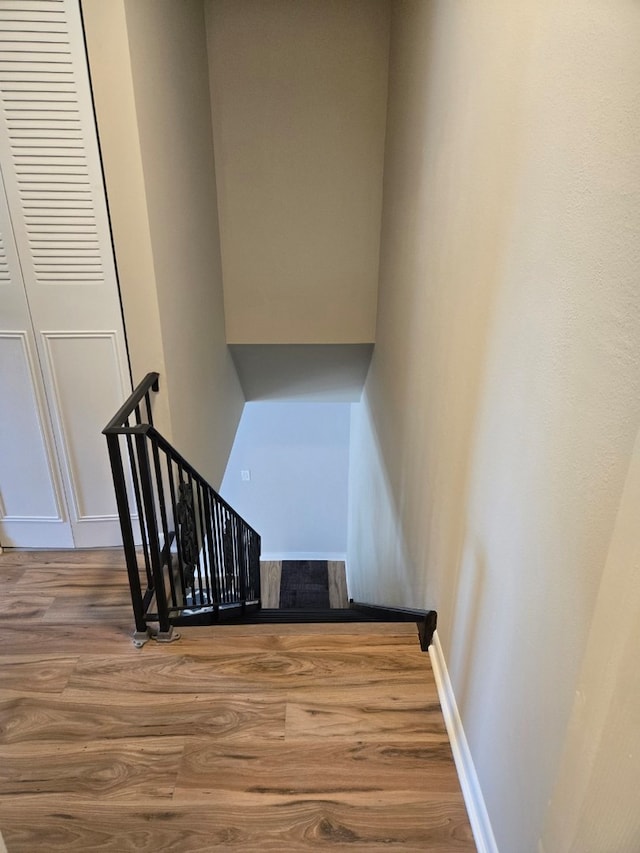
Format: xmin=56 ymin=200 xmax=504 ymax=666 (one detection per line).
xmin=219 ymin=399 xmax=351 ymax=607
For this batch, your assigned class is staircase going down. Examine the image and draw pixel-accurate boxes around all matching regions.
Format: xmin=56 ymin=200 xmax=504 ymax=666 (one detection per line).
xmin=104 ymin=373 xmax=436 ymax=650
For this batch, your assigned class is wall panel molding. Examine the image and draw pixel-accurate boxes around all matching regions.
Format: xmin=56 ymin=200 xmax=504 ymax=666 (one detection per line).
xmin=0 ymin=329 xmax=66 ymax=523
xmin=40 ymin=329 xmax=128 ymax=522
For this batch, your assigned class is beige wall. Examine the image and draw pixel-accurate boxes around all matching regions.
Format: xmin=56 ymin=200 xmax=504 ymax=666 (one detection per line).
xmin=81 ymin=0 xmax=172 ymax=437
xmin=541 ymin=423 xmax=640 ymax=852
xmin=347 ymin=1 xmax=640 ymax=851
xmin=83 ymin=0 xmax=244 ymax=486
xmin=205 ymin=0 xmax=389 ymax=344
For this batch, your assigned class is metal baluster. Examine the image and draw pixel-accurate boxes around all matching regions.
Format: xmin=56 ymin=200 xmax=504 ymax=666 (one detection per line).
xmin=183 ymin=473 xmax=202 ymax=606
xmin=165 ymin=454 xmax=187 ymax=607
xmin=230 ymin=513 xmax=239 ymax=602
xmin=151 ymin=440 xmax=175 ymax=608
xmin=237 ymin=518 xmax=247 ymax=607
xmin=212 ymin=495 xmax=225 ymax=604
xmin=248 ymin=528 xmax=256 ymax=600
xmin=247 ymin=528 xmax=256 ymax=601
xmin=106 ymin=432 xmax=146 ymax=635
xmin=176 ymin=464 xmax=194 ymax=605
xmin=194 ymin=477 xmax=212 ymax=607
xmin=248 ymin=530 xmax=255 ymax=600
xmin=136 ymin=434 xmax=171 ymax=637
xmin=126 ymin=431 xmax=152 ymax=590
xmin=255 ymin=532 xmax=262 ymax=603
xmin=225 ymin=510 xmax=238 ymax=601
xmin=203 ymin=488 xmax=221 ymax=606
xmin=144 ymin=390 xmax=154 ymax=426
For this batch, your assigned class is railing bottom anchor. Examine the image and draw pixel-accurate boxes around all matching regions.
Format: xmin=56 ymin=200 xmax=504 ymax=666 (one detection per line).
xmin=132 ymin=629 xmax=152 ymax=648
xmin=153 ymin=627 xmax=181 ymax=644
xmin=132 ymin=626 xmax=181 ymax=647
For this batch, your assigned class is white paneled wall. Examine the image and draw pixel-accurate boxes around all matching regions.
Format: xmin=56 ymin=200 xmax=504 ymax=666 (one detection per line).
xmin=0 ymin=0 xmax=130 ymax=548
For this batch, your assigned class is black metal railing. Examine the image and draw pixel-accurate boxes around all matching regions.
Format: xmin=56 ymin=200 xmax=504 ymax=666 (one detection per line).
xmin=104 ymin=373 xmax=261 ymax=644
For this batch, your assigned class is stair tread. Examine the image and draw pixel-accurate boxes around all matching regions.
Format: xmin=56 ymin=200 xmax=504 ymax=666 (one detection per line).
xmin=172 ymin=606 xmax=430 ymax=626
xmin=246 ymin=609 xmax=380 ymax=622
xmin=173 ymin=608 xmax=382 ymax=625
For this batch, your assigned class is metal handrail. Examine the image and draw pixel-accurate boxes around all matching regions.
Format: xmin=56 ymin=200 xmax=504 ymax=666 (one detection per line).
xmin=103 ymin=372 xmax=261 ymax=646
xmin=103 ymin=371 xmax=159 ymax=432
xmin=148 ymin=428 xmax=260 ymax=537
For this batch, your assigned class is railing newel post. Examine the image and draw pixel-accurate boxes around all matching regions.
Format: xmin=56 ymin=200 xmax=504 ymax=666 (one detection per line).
xmin=105 ymin=432 xmax=147 ymax=636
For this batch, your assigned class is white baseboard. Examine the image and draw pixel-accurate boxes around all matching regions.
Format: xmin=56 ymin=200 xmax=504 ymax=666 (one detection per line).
xmin=260 ymin=552 xmax=346 ymax=562
xmin=429 ymin=630 xmax=499 ymax=853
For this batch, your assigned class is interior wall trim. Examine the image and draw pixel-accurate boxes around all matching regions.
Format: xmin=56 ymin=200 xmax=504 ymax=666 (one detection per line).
xmin=429 ymin=629 xmax=500 ymax=853
xmin=0 ymin=330 xmax=66 ymax=523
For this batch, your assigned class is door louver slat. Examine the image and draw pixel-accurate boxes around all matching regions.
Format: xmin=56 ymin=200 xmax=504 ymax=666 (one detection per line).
xmin=0 ymin=0 xmax=104 ymax=286
xmin=0 ymin=230 xmax=11 ymax=283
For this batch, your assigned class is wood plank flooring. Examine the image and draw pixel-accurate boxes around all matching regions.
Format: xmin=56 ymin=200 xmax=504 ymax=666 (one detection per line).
xmin=0 ymin=549 xmax=474 ymax=852
xmin=260 ymin=560 xmax=282 ymax=608
xmin=328 ymin=560 xmax=349 ymax=609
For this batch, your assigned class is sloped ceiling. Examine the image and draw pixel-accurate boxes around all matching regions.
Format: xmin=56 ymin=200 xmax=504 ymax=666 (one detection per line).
xmin=230 ymin=344 xmax=373 ymax=402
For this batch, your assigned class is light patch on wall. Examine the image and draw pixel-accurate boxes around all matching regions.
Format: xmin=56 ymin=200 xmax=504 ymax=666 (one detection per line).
xmin=221 ymin=401 xmax=351 ymax=558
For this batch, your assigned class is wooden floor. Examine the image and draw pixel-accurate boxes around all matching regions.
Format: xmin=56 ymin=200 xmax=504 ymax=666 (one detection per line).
xmin=0 ymin=549 xmax=475 ymax=852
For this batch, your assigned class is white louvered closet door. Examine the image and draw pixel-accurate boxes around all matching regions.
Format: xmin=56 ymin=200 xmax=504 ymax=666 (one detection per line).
xmin=0 ymin=0 xmax=131 ymax=548
xmin=0 ymin=165 xmax=74 ymax=547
